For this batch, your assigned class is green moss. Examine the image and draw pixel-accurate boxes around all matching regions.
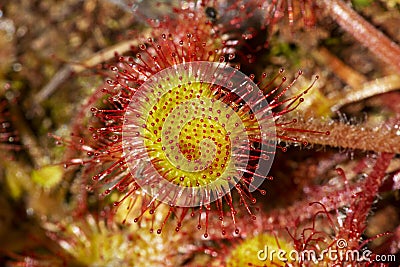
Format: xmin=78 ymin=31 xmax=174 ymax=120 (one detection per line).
xmin=352 ymin=0 xmax=374 ymax=8
xmin=5 ymin=161 xmax=30 ymax=199
xmin=31 ymin=165 xmax=63 ymax=189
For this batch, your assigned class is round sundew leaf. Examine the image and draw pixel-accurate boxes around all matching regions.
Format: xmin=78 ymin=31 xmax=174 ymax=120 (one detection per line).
xmin=31 ymin=165 xmax=64 ymax=189
xmin=122 ymin=61 xmax=277 ymax=208
xmin=226 ymin=233 xmax=294 ymax=267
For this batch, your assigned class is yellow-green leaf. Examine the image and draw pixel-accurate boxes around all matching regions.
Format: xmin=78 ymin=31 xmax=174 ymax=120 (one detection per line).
xmin=31 ymin=165 xmax=63 ymax=189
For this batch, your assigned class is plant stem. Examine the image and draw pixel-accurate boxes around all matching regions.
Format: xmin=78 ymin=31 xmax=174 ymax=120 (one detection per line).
xmin=330 ymin=75 xmax=400 ymax=111
xmin=319 ymin=0 xmax=400 ymax=74
xmin=278 ymin=115 xmax=400 ymax=153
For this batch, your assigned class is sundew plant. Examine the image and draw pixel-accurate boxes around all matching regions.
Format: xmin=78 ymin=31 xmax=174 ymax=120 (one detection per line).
xmin=1 ymin=0 xmax=400 ymax=266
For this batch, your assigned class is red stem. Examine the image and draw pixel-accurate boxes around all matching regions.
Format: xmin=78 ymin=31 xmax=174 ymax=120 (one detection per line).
xmin=319 ymin=0 xmax=400 ymax=74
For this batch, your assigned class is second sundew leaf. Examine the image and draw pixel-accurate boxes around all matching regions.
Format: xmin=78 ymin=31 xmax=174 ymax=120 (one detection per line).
xmin=226 ymin=233 xmax=294 ymax=267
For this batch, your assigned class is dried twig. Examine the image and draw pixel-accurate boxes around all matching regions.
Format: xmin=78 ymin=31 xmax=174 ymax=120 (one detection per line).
xmin=34 ymin=38 xmax=149 ymax=104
